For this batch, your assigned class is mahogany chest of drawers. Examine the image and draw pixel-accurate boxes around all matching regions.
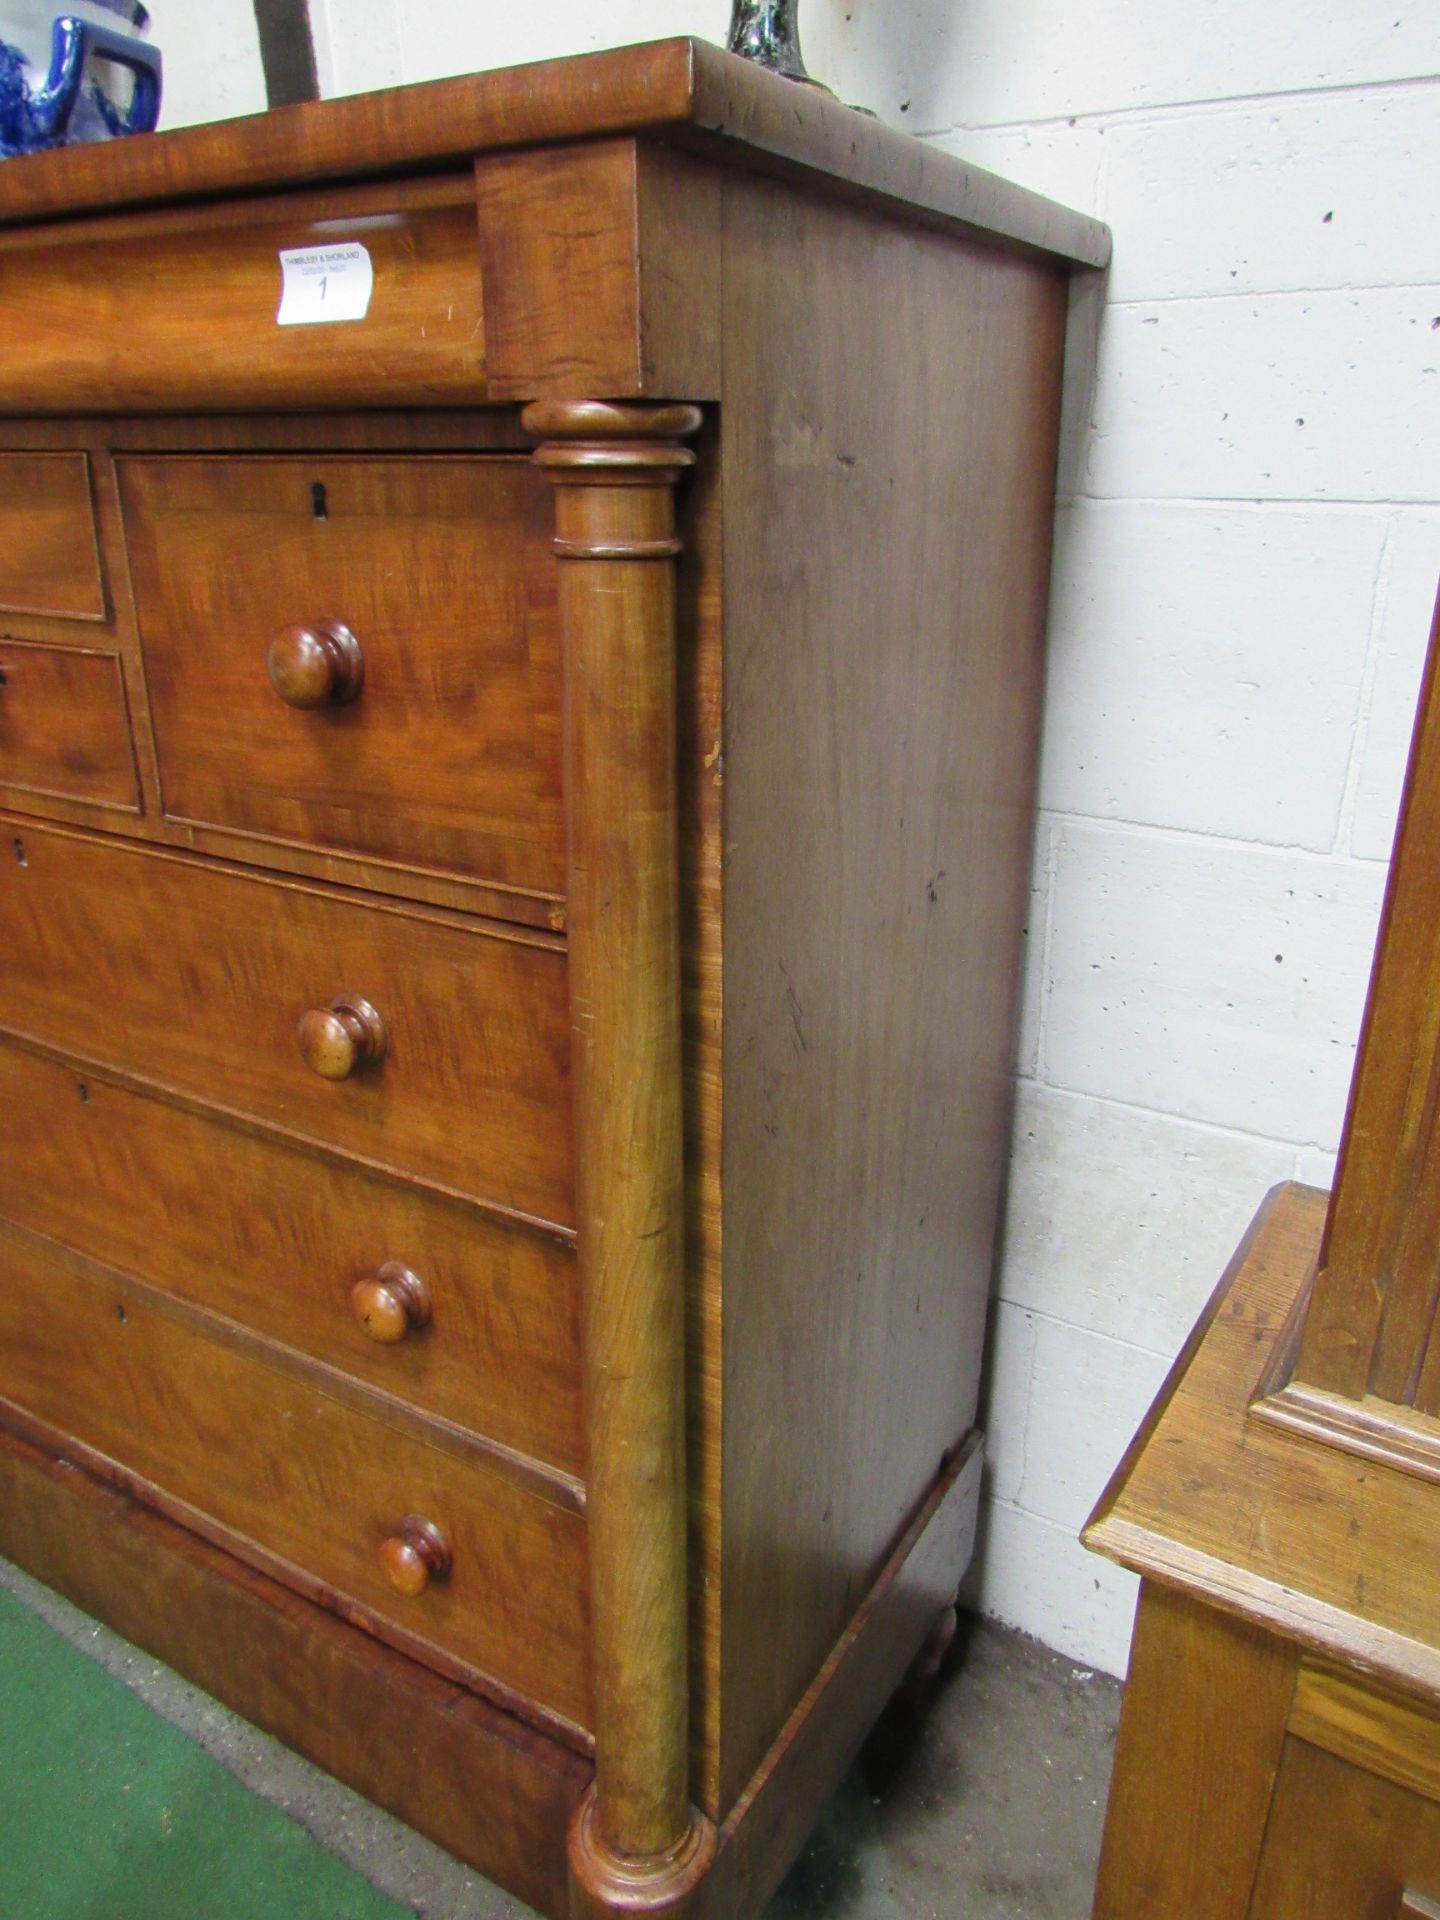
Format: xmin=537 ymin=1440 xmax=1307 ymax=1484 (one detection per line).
xmin=0 ymin=40 xmax=1107 ymax=1919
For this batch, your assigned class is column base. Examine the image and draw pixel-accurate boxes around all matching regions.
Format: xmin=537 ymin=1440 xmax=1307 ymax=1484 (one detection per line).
xmin=568 ymin=1787 xmax=718 ymax=1919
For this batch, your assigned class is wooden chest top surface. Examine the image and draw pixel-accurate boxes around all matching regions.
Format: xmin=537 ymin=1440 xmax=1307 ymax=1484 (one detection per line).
xmin=0 ymin=37 xmax=1109 ymax=270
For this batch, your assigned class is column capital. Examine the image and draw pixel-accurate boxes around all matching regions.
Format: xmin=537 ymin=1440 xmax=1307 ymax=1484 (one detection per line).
xmin=526 ymin=402 xmax=701 ymax=558
xmin=524 ymin=401 xmax=702 ymax=499
xmin=522 ymin=399 xmax=703 ymax=444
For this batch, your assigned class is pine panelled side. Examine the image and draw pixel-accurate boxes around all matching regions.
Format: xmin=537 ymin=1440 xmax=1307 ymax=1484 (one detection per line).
xmin=1087 ymin=583 xmax=1440 ymax=1917
xmin=1296 ymin=591 xmax=1440 ymax=1408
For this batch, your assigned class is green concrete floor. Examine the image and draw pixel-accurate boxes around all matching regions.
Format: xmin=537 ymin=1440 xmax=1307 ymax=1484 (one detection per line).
xmin=0 ymin=1556 xmax=1121 ymax=1919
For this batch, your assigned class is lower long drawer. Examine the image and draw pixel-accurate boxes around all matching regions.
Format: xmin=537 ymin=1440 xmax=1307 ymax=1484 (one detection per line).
xmin=0 ymin=1042 xmax=583 ymax=1477
xmin=0 ymin=1218 xmax=592 ymax=1738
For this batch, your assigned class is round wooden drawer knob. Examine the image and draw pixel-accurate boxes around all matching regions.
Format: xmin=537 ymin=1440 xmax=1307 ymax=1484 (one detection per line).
xmin=267 ymin=620 xmax=364 ymax=709
xmin=379 ymin=1516 xmax=451 ymax=1598
xmin=351 ymin=1263 xmax=431 ymax=1345
xmin=296 ymin=993 xmax=387 ymax=1081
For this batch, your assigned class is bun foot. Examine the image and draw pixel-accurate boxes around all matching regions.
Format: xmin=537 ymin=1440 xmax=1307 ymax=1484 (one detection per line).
xmin=905 ymin=1601 xmax=960 ymax=1692
xmin=567 ymin=1786 xmax=718 ymax=1918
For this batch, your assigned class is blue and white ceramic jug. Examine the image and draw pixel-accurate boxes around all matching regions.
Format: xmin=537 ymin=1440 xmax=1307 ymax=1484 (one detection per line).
xmin=0 ymin=2 xmax=161 ymax=157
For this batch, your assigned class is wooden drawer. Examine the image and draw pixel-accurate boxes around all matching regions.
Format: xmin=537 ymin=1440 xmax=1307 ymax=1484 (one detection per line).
xmin=0 ymin=637 xmax=138 ymax=812
xmin=0 ymin=1042 xmax=583 ymax=1476
xmin=0 ymin=819 xmax=574 ymax=1225
xmin=0 ymin=1217 xmax=590 ymax=1734
xmin=119 ymin=454 xmax=564 ymax=899
xmin=0 ymin=175 xmax=489 ymax=415
xmin=0 ymin=451 xmax=105 ymax=619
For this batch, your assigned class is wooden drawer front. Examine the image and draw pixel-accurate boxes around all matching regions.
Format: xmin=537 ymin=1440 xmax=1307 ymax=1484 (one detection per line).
xmin=0 ymin=1044 xmax=583 ymax=1476
xmin=0 ymin=638 xmax=138 ymax=811
xmin=0 ymin=177 xmax=488 ymax=415
xmin=0 ymin=452 xmax=105 ymax=619
xmin=120 ymin=455 xmax=563 ymax=897
xmin=0 ymin=821 xmax=573 ymax=1225
xmin=0 ymin=1220 xmax=590 ymax=1732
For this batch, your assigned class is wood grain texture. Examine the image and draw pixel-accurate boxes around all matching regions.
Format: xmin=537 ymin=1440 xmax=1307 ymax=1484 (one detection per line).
xmin=1294 ymin=588 xmax=1440 ymax=1405
xmin=476 ymin=142 xmax=720 ymax=402
xmin=675 ymin=418 xmax=727 ymax=1815
xmin=477 ymin=142 xmax=641 ymax=402
xmin=1292 ymin=1658 xmax=1440 ymax=1811
xmin=1091 ymin=1582 xmax=1296 ymax=1920
xmin=0 ymin=176 xmax=486 ymax=414
xmin=715 ymin=167 xmax=1069 ymax=1808
xmin=0 ymin=1420 xmax=590 ymax=1920
xmin=0 ymin=816 xmax=574 ymax=1224
xmin=119 ymin=453 xmax=563 ymax=896
xmin=1088 ymin=590 xmax=1440 ymax=1920
xmin=0 ymin=450 xmax=105 ymax=618
xmin=529 ymin=402 xmax=707 ymax=1884
xmin=0 ymin=419 xmax=560 ymax=929
xmin=1250 ymin=1738 xmax=1440 ymax=1919
xmin=0 ymin=41 xmax=1109 ymax=271
xmin=0 ymin=1040 xmax=583 ymax=1475
xmin=0 ymin=637 xmax=138 ymax=811
xmin=0 ymin=51 xmax=1107 ymax=1912
xmin=1252 ymin=1377 xmax=1440 ymax=1489
xmin=0 ymin=412 xmax=534 ymax=459
xmin=1087 ymin=1183 xmax=1440 ymax=1703
xmin=0 ymin=1216 xmax=592 ymax=1735
xmin=710 ymin=1437 xmax=982 ymax=1920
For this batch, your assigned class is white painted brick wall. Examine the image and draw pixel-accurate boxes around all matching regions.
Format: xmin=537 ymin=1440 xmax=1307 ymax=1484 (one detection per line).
xmin=935 ymin=4 xmax=1440 ymax=1673
xmin=203 ymin=0 xmax=1435 ymax=1677
xmin=153 ymin=5 xmax=267 ymax=129
xmin=1039 ymin=502 xmax=1383 ymax=848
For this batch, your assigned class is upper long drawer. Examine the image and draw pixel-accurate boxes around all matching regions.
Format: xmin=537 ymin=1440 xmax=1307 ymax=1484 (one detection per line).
xmin=0 ymin=174 xmax=487 ymax=413
xmin=119 ymin=454 xmax=564 ymax=900
xmin=0 ymin=818 xmax=574 ymax=1226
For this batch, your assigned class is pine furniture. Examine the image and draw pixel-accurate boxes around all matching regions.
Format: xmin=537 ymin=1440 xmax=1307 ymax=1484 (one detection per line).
xmin=0 ymin=39 xmax=1108 ymax=1918
xmin=1088 ymin=589 xmax=1440 ymax=1920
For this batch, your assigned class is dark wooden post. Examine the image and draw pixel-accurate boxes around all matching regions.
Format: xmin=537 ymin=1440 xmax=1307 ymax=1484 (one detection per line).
xmin=525 ymin=399 xmax=716 ymax=1917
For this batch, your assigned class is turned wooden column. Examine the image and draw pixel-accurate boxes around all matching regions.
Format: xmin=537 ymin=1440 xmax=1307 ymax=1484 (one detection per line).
xmin=525 ymin=399 xmax=715 ymax=1917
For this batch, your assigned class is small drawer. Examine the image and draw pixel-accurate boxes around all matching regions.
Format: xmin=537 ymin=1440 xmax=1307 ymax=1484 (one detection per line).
xmin=0 ymin=818 xmax=574 ymax=1225
xmin=0 ymin=452 xmax=105 ymax=620
xmin=119 ymin=455 xmax=564 ymax=898
xmin=0 ymin=1043 xmax=583 ymax=1476
xmin=0 ymin=1217 xmax=591 ymax=1733
xmin=0 ymin=638 xmax=138 ymax=811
